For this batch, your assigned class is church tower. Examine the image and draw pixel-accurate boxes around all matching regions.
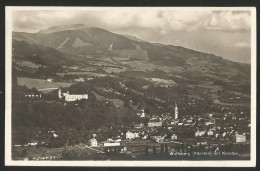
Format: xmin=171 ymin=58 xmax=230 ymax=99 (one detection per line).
xmin=58 ymin=88 xmax=62 ymax=98
xmin=174 ymin=102 xmax=178 ymax=119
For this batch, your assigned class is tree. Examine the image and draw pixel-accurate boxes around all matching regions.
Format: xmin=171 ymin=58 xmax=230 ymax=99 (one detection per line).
xmin=165 ymin=144 xmax=169 ymax=155
xmin=20 ymin=149 xmax=28 ymax=157
xmin=160 ymin=143 xmax=164 ymax=155
xmin=145 ymin=145 xmax=149 ymax=155
xmin=153 ymin=145 xmax=157 ymax=156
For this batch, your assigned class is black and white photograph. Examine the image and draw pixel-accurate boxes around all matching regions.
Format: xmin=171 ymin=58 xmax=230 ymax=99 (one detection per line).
xmin=5 ymin=7 xmax=256 ymax=167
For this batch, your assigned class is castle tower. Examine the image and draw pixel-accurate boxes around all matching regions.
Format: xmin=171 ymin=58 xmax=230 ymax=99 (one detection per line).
xmin=58 ymin=89 xmax=62 ymax=98
xmin=175 ymin=102 xmax=178 ymax=119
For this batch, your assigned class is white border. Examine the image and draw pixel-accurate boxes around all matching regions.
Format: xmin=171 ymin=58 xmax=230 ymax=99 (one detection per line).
xmin=5 ymin=7 xmax=257 ymax=167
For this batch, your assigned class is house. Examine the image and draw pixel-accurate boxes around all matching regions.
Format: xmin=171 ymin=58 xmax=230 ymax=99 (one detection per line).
xmin=186 ymin=119 xmax=193 ymax=123
xmin=205 ymin=121 xmax=214 ymax=126
xmin=104 ymin=146 xmax=127 ymax=153
xmin=234 ymin=134 xmax=246 ymax=143
xmin=74 ymin=78 xmax=84 ymax=82
xmin=46 ymin=78 xmax=53 ymax=82
xmin=195 ymin=130 xmax=206 ymax=137
xmin=25 ymin=94 xmax=42 ymax=99
xmin=151 ymin=136 xmax=164 ymax=142
xmin=134 ymin=123 xmax=144 ymax=129
xmin=177 ymin=122 xmax=183 ymax=126
xmin=207 ymin=130 xmax=214 ymax=136
xmin=88 ymin=138 xmax=98 ymax=147
xmin=167 ymin=126 xmax=173 ymax=130
xmin=171 ymin=134 xmax=178 ymax=140
xmin=115 ymin=139 xmax=121 ymax=142
xmin=142 ymin=135 xmax=148 ymax=140
xmin=148 ymin=121 xmax=162 ymax=128
xmin=28 ymin=142 xmax=38 ymax=146
xmin=137 ymin=109 xmax=146 ymax=117
xmin=208 ymin=114 xmax=214 ymax=118
xmin=53 ymin=133 xmax=58 ymax=138
xmin=126 ymin=131 xmax=139 ymax=140
xmin=196 ymin=140 xmax=207 ymax=146
xmin=103 ymin=142 xmax=120 ymax=146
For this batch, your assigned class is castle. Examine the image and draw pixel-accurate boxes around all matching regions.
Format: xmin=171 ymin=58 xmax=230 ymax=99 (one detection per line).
xmin=58 ymin=89 xmax=88 ymax=102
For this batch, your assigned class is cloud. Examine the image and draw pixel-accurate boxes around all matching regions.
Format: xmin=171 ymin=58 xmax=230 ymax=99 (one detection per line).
xmin=202 ymin=11 xmax=251 ymax=31
xmin=10 ymin=8 xmax=252 ymax=64
xmin=12 ymin=9 xmax=251 ymax=33
xmin=232 ymin=42 xmax=251 ymax=48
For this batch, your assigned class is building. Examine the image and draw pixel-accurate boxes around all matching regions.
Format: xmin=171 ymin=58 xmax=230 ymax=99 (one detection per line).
xmin=103 ymin=142 xmax=121 ymax=147
xmin=126 ymin=131 xmax=139 ymax=140
xmin=74 ymin=78 xmax=84 ymax=82
xmin=46 ymin=78 xmax=54 ymax=82
xmin=205 ymin=120 xmax=215 ymax=126
xmin=104 ymin=146 xmax=127 ymax=153
xmin=58 ymin=89 xmax=88 ymax=102
xmin=148 ymin=121 xmax=162 ymax=128
xmin=88 ymin=138 xmax=98 ymax=147
xmin=171 ymin=134 xmax=178 ymax=140
xmin=28 ymin=142 xmax=38 ymax=146
xmin=137 ymin=109 xmax=145 ymax=117
xmin=53 ymin=133 xmax=58 ymax=138
xmin=207 ymin=130 xmax=214 ymax=136
xmin=186 ymin=119 xmax=193 ymax=123
xmin=234 ymin=134 xmax=246 ymax=143
xmin=197 ymin=140 xmax=207 ymax=146
xmin=151 ymin=136 xmax=164 ymax=142
xmin=175 ymin=102 xmax=178 ymax=119
xmin=195 ymin=130 xmax=206 ymax=137
xmin=134 ymin=123 xmax=144 ymax=129
xmin=25 ymin=94 xmax=42 ymax=98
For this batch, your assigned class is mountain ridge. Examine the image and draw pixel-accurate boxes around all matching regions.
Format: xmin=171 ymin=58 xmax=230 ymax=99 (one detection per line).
xmin=12 ymin=25 xmax=250 ymax=81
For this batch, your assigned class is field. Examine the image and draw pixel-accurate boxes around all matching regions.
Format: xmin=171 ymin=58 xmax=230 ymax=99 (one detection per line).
xmin=13 ymin=60 xmax=42 ymax=69
xmin=199 ymin=81 xmax=223 ymax=93
xmin=144 ymin=78 xmax=177 ymax=87
xmin=17 ymin=77 xmax=73 ymax=90
xmin=93 ymin=91 xmax=124 ymax=108
xmin=57 ymin=72 xmax=107 ymax=77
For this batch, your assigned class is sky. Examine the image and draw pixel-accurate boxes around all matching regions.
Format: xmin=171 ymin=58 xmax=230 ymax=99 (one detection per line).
xmin=12 ymin=8 xmax=252 ymax=64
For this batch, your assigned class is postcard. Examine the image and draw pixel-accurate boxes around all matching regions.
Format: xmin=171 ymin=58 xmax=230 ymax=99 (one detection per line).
xmin=5 ymin=6 xmax=256 ymax=167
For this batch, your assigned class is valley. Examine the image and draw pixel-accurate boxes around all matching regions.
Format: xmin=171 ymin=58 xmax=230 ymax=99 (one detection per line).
xmin=11 ymin=24 xmax=251 ymax=161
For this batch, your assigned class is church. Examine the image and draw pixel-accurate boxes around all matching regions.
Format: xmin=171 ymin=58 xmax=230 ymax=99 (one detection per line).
xmin=58 ymin=89 xmax=88 ymax=102
xmin=174 ymin=102 xmax=178 ymax=119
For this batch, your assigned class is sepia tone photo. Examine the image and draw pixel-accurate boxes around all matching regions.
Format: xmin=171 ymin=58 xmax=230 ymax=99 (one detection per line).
xmin=5 ymin=7 xmax=256 ymax=167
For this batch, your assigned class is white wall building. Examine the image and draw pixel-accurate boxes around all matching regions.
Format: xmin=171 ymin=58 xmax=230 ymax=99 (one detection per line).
xmin=195 ymin=130 xmax=206 ymax=137
xmin=104 ymin=142 xmax=120 ymax=146
xmin=88 ymin=138 xmax=98 ymax=147
xmin=171 ymin=134 xmax=178 ymax=140
xmin=207 ymin=130 xmax=214 ymax=136
xmin=137 ymin=109 xmax=146 ymax=117
xmin=175 ymin=102 xmax=178 ymax=119
xmin=46 ymin=78 xmax=54 ymax=82
xmin=126 ymin=131 xmax=139 ymax=140
xmin=235 ymin=134 xmax=246 ymax=143
xmin=25 ymin=94 xmax=42 ymax=98
xmin=58 ymin=89 xmax=88 ymax=102
xmin=148 ymin=122 xmax=162 ymax=128
xmin=74 ymin=78 xmax=84 ymax=82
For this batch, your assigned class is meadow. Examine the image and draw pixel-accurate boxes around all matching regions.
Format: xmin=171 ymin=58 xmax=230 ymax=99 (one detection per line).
xmin=17 ymin=77 xmax=73 ymax=90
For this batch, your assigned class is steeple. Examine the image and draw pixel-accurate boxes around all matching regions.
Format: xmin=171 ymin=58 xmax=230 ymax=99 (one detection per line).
xmin=175 ymin=102 xmax=178 ymax=119
xmin=58 ymin=88 xmax=62 ymax=98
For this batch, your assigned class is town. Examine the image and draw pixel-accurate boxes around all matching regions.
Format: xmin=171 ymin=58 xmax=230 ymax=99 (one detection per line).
xmin=12 ymin=85 xmax=250 ymax=161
